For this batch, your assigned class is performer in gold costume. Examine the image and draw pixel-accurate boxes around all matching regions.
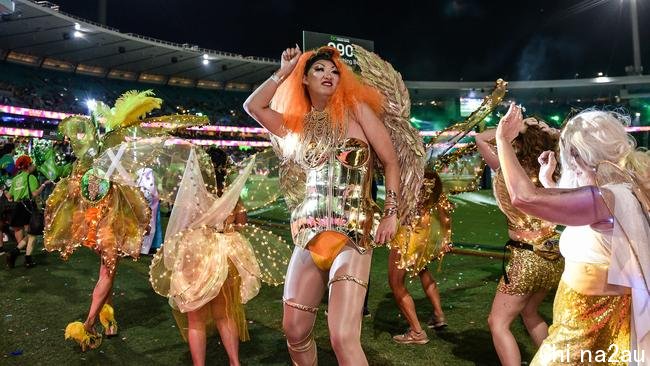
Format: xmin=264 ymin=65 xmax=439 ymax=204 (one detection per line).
xmin=244 ymin=45 xmax=423 ymax=365
xmin=148 ymin=147 xmax=290 ymax=366
xmin=496 ymin=104 xmax=649 ymax=365
xmin=389 ymin=79 xmax=507 ymax=345
xmin=476 ymin=117 xmax=564 ymax=366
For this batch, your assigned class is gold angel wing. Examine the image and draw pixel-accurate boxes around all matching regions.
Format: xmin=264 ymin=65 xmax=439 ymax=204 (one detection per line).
xmin=353 ymin=45 xmax=425 ymax=224
xmin=269 ymin=136 xmax=306 ymax=210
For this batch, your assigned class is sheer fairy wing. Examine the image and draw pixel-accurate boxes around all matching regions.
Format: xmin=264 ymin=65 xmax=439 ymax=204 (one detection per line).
xmin=230 ymin=148 xmax=287 ymax=212
xmin=91 ymin=137 xmax=217 ymax=203
xmin=58 ymin=116 xmax=100 ymax=164
xmin=237 ymin=224 xmax=292 ymax=286
xmin=436 ymin=144 xmax=486 ymax=194
xmin=101 ymin=115 xmax=209 ymax=151
xmin=162 ymin=151 xmax=255 ymax=269
xmin=353 ymin=45 xmax=425 ymax=224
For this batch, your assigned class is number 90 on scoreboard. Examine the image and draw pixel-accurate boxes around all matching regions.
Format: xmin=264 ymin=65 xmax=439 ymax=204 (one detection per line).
xmin=302 ymin=30 xmax=374 ymax=68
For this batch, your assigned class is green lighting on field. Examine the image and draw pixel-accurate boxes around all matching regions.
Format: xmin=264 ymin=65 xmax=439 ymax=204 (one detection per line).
xmin=410 ymin=116 xmax=421 ymax=128
xmin=550 ymin=115 xmax=561 ymax=122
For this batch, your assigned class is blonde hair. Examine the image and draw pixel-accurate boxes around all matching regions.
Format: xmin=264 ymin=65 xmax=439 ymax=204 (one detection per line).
xmin=559 ymin=109 xmax=650 ymax=187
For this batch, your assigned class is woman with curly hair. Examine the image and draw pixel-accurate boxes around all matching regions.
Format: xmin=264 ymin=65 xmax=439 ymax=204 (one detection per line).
xmin=476 ymin=116 xmax=564 ymax=366
xmin=496 ymin=104 xmax=649 ymax=364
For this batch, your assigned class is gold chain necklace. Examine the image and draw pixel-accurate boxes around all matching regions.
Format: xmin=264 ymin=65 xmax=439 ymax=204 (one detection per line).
xmin=296 ymin=109 xmax=346 ymax=168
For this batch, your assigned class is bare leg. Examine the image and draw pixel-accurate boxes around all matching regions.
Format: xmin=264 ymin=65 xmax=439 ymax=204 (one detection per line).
xmin=187 ymin=306 xmax=208 ymax=366
xmin=388 ymin=248 xmax=423 ymax=333
xmin=521 ymin=291 xmax=549 ymax=347
xmin=487 ymin=291 xmax=532 ymax=366
xmin=419 ymin=268 xmax=445 ymax=319
xmin=327 ymin=246 xmax=372 ymax=366
xmin=211 ymin=286 xmax=240 ymax=366
xmin=83 ymin=259 xmax=117 ymax=333
xmin=282 ymin=246 xmax=327 ymax=366
xmin=25 ymin=234 xmax=36 ymax=255
xmin=13 ymin=226 xmax=24 ymax=246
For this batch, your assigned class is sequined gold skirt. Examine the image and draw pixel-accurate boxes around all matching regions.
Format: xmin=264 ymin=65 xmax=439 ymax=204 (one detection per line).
xmin=497 ymin=247 xmax=564 ymax=296
xmin=530 ymin=281 xmax=631 ymax=365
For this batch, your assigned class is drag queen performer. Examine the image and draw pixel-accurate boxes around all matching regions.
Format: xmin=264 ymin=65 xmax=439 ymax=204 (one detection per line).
xmin=476 ymin=118 xmax=564 ymax=366
xmin=496 ymin=104 xmax=650 ymax=365
xmin=244 ymin=45 xmax=423 ymax=365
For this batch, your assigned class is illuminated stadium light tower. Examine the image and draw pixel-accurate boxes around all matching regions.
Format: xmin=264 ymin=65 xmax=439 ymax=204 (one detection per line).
xmin=626 ymin=0 xmax=643 ymax=75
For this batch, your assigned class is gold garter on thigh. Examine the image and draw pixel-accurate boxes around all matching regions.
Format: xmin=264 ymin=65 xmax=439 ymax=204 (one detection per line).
xmin=497 ymin=246 xmax=564 ymax=296
xmin=530 ymin=281 xmax=631 ymax=366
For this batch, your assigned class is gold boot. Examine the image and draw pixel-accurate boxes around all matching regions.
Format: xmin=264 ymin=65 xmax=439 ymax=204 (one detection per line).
xmin=99 ymin=304 xmax=118 ymax=337
xmin=64 ymin=321 xmax=102 ymax=352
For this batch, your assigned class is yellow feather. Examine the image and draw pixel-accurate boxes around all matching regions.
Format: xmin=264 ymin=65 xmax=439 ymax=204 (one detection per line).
xmin=99 ymin=304 xmax=115 ymax=328
xmin=64 ymin=321 xmax=89 ymax=342
xmin=101 ymin=90 xmax=162 ymax=131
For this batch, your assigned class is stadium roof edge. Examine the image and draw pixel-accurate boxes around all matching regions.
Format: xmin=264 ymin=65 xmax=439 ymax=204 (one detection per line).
xmin=0 ymin=0 xmax=280 ymax=90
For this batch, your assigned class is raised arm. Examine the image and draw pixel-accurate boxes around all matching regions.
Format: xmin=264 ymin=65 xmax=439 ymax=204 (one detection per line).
xmin=495 ymin=103 xmax=611 ymax=226
xmin=243 ymin=46 xmax=301 ymax=137
xmin=474 ymin=128 xmax=499 ymax=170
xmin=354 ymin=102 xmax=400 ymax=244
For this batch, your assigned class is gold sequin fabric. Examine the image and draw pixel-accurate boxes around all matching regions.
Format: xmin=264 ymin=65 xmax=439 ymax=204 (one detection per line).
xmin=531 ymin=281 xmax=631 ymax=366
xmin=497 ymin=247 xmax=564 ymax=296
xmin=493 ymin=169 xmax=555 ymax=233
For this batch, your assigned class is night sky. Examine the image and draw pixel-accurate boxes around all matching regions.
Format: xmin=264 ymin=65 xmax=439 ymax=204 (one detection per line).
xmin=50 ymin=0 xmax=650 ymax=81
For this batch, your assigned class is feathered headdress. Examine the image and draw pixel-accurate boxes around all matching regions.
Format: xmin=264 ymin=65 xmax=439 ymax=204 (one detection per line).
xmin=95 ymin=90 xmax=162 ymax=132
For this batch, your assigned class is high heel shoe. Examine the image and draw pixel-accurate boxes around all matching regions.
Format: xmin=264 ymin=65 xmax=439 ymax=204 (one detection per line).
xmin=99 ymin=304 xmax=118 ymax=337
xmin=64 ymin=322 xmax=102 ymax=352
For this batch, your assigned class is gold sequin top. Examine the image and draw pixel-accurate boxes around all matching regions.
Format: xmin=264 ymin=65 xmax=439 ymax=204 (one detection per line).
xmin=290 ymin=137 xmax=380 ymax=253
xmin=493 ymin=169 xmax=555 ymax=236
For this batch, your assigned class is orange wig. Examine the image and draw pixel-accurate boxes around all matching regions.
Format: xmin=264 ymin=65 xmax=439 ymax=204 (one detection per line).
xmin=270 ymin=46 xmax=384 ymax=133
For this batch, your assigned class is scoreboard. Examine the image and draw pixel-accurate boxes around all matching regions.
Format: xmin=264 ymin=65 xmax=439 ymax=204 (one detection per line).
xmin=302 ymin=30 xmax=374 ymax=68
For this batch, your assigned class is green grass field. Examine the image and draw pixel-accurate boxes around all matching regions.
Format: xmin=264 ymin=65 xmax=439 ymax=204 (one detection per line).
xmin=0 ymin=190 xmax=553 ymax=365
